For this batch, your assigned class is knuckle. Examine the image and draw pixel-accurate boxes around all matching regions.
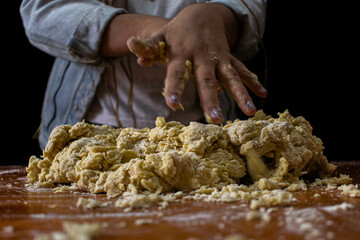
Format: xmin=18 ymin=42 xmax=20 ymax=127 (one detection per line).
xmin=165 ymin=73 xmax=186 ymax=94
xmin=170 ymin=70 xmax=184 ymax=81
xmin=242 ymin=71 xmax=258 ymax=82
xmin=226 ymin=66 xmax=240 ymax=82
xmin=197 ymin=40 xmax=210 ymax=54
xmin=167 ymin=70 xmax=186 ymax=89
xmin=218 ymin=65 xmax=240 ymax=86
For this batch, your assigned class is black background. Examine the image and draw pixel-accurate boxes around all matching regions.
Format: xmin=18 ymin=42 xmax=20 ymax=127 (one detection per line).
xmin=2 ymin=1 xmax=359 ymax=165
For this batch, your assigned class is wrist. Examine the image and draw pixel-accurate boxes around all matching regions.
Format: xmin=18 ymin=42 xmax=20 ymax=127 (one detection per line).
xmin=207 ymin=3 xmax=239 ymax=49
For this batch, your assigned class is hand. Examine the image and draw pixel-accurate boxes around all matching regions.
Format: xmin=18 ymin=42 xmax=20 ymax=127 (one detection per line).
xmin=127 ymin=3 xmax=268 ymax=124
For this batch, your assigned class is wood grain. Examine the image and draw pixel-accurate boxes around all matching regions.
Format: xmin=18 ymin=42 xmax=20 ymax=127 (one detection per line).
xmin=1 ymin=161 xmax=360 ymax=240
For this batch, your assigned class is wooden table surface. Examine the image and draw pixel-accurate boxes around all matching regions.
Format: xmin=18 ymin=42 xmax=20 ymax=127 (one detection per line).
xmin=1 ymin=161 xmax=360 ymax=240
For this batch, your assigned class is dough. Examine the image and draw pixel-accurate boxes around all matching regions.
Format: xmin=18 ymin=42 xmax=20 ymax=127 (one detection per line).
xmin=27 ymin=110 xmax=336 ymax=200
xmin=224 ymin=110 xmax=336 ymax=181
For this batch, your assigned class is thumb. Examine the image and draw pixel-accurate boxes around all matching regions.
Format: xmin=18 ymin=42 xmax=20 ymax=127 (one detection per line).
xmin=127 ymin=34 xmax=166 ymax=66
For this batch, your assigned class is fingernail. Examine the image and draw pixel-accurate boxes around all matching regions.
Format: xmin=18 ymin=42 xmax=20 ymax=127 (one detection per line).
xmin=210 ymin=108 xmax=223 ymax=120
xmin=246 ymin=100 xmax=255 ymax=111
xmin=260 ymin=86 xmax=268 ymax=97
xmin=168 ymin=95 xmax=180 ymax=111
xmin=169 ymin=95 xmax=179 ymax=105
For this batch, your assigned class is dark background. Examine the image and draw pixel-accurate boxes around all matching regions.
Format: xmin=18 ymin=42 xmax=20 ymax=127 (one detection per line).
xmin=2 ymin=1 xmax=359 ymax=165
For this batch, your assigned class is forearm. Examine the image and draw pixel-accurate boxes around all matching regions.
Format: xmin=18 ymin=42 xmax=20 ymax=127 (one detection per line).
xmin=99 ymin=14 xmax=169 ymax=57
xmin=20 ymin=0 xmax=124 ymax=64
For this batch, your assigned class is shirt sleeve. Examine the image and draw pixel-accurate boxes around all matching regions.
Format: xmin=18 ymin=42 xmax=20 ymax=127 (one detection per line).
xmin=208 ymin=0 xmax=267 ymax=60
xmin=20 ymin=0 xmax=127 ymax=64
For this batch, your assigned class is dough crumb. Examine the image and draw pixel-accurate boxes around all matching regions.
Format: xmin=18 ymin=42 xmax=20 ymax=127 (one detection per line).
xmin=310 ymin=174 xmax=352 ymax=187
xmin=223 ymin=234 xmax=248 ymax=240
xmin=54 ymin=185 xmax=78 ymax=193
xmin=250 ymin=190 xmax=292 ymax=209
xmin=115 ymin=194 xmax=164 ymax=209
xmin=76 ymin=197 xmax=109 ymax=209
xmin=2 ymin=226 xmax=14 ymax=234
xmin=313 ymin=193 xmax=321 ymax=198
xmin=218 ymin=222 xmax=226 ymax=230
xmin=134 ymin=218 xmax=159 ymax=226
xmin=35 ymin=221 xmax=106 ymax=240
xmin=338 ymin=184 xmax=360 ymax=197
xmin=246 ymin=209 xmax=271 ymax=221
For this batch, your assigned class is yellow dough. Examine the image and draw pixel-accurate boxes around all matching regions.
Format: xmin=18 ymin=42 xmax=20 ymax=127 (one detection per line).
xmin=27 ymin=110 xmax=336 ymax=199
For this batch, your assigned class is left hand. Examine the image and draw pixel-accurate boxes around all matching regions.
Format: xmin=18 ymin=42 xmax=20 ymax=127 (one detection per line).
xmin=127 ymin=3 xmax=267 ymax=124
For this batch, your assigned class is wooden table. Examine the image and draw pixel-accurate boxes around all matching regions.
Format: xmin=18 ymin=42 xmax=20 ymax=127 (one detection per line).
xmin=1 ymin=161 xmax=360 ymax=240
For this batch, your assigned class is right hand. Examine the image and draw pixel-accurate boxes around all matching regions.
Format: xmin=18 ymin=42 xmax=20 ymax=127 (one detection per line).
xmin=127 ymin=4 xmax=267 ymax=124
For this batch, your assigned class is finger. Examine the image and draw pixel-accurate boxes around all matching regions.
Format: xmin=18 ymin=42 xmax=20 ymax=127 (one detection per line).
xmin=136 ymin=57 xmax=154 ymax=66
xmin=127 ymin=36 xmax=155 ymax=58
xmin=163 ymin=59 xmax=192 ymax=111
xmin=217 ymin=61 xmax=257 ymax=116
xmin=194 ymin=60 xmax=224 ymax=124
xmin=230 ymin=56 xmax=268 ymax=98
xmin=127 ymin=35 xmax=166 ymax=62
